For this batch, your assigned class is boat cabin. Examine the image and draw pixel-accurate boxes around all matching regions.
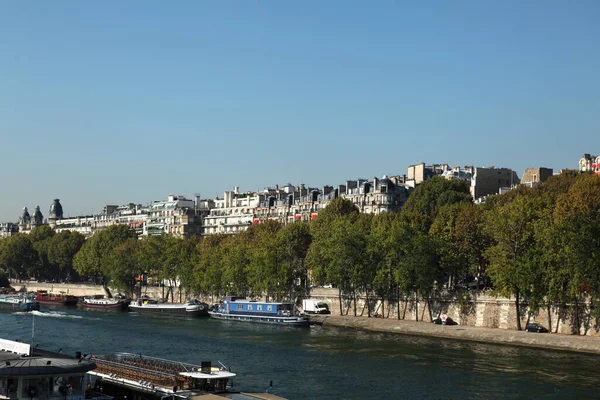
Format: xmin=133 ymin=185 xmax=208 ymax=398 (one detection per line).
xmin=219 ymin=298 xmax=294 ymax=317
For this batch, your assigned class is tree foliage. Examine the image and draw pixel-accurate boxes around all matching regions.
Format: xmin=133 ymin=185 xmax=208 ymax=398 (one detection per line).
xmin=401 ymin=176 xmax=472 ymax=232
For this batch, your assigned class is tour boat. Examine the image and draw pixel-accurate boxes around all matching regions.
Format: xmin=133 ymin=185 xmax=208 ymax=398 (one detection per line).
xmin=0 ymin=294 xmax=40 ymax=312
xmin=209 ymin=297 xmax=310 ymax=326
xmin=35 ymin=290 xmax=79 ymax=306
xmin=81 ymin=296 xmax=129 ymax=310
xmin=87 ymin=352 xmax=237 ymax=399
xmin=128 ymin=298 xmax=209 ymax=317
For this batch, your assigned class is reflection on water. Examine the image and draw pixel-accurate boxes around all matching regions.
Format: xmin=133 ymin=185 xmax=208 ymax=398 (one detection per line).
xmin=1 ymin=309 xmax=599 ymax=399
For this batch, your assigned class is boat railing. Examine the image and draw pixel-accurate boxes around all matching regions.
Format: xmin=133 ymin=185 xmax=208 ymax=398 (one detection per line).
xmin=100 ymin=353 xmax=198 ymax=372
xmin=92 ymin=354 xmax=200 ymax=388
xmin=94 ymin=358 xmax=178 ymax=388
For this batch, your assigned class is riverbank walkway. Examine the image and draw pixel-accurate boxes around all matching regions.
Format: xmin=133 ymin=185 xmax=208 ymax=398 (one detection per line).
xmin=311 ymin=314 xmax=600 ymax=355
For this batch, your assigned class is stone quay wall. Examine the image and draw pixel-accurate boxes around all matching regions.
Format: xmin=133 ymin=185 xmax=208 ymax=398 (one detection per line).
xmin=309 ymin=288 xmax=600 ymax=336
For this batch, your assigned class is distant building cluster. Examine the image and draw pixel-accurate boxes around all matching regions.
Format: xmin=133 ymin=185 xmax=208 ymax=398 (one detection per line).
xmin=11 ymin=153 xmax=600 ymax=240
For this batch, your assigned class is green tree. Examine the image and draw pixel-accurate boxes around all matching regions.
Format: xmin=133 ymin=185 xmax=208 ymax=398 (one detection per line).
xmin=0 ymin=234 xmax=37 ymax=280
xmin=276 ymin=221 xmax=312 ymax=300
xmin=319 ymin=215 xmax=371 ymax=316
xmin=369 ymin=212 xmax=404 ymax=318
xmin=246 ymin=221 xmax=283 ymax=299
xmin=104 ymin=238 xmax=142 ymax=295
xmin=430 ymin=203 xmax=491 ymax=290
xmin=47 ymin=231 xmax=85 ymax=282
xmin=73 ymin=225 xmax=137 ymax=284
xmin=306 ymin=198 xmax=359 ymax=287
xmin=544 ymin=174 xmax=600 ymax=333
xmin=401 ymin=176 xmax=472 ymax=233
xmin=221 ymin=233 xmax=252 ymax=297
xmin=28 ymin=225 xmax=56 ymax=280
xmin=485 ymin=193 xmax=540 ymax=330
xmin=194 ymin=234 xmax=227 ymax=297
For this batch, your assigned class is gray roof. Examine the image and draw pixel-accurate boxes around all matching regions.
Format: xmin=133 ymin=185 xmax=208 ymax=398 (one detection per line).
xmin=0 ymin=348 xmax=96 ymax=376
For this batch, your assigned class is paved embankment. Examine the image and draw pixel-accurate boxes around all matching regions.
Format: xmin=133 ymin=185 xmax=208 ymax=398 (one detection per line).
xmin=310 ymin=314 xmax=600 ymax=355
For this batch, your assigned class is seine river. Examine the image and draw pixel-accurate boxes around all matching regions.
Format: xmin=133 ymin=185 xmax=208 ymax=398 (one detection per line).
xmin=2 ymin=308 xmax=599 ymax=399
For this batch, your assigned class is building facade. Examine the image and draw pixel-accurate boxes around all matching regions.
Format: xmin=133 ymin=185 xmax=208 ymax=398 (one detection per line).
xmin=521 ymin=167 xmax=554 ymax=187
xmin=0 ymin=222 xmax=17 ymax=239
xmin=579 ymin=154 xmax=600 ymax=175
xmin=470 ymin=167 xmax=520 ymax=200
xmin=13 ymin=195 xmax=206 ymax=239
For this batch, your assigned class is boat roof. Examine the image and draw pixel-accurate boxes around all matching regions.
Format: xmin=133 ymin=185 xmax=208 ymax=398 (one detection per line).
xmin=0 ymin=340 xmax=96 ymax=376
xmin=223 ymin=299 xmax=291 ymax=305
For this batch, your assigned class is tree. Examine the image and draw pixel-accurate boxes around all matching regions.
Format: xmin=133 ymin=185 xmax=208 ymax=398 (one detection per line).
xmin=221 ymin=233 xmax=252 ymax=297
xmin=276 ymin=222 xmax=312 ymax=300
xmin=485 ymin=193 xmax=540 ymax=330
xmin=246 ymin=221 xmax=283 ymax=299
xmin=401 ymin=176 xmax=472 ymax=233
xmin=430 ymin=203 xmax=491 ymax=290
xmin=306 ymin=198 xmax=359 ymax=288
xmin=28 ymin=226 xmax=56 ymax=280
xmin=544 ymin=173 xmax=600 ymax=333
xmin=104 ymin=238 xmax=142 ymax=295
xmin=73 ymin=225 xmax=137 ymax=284
xmin=0 ymin=234 xmax=37 ymax=280
xmin=318 ymin=215 xmax=371 ymax=316
xmin=193 ymin=234 xmax=227 ymax=297
xmin=47 ymin=231 xmax=85 ymax=282
xmin=159 ymin=236 xmax=196 ymax=302
xmin=369 ymin=212 xmax=404 ymax=318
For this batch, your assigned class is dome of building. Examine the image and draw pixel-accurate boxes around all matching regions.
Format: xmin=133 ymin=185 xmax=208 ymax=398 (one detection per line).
xmin=33 ymin=206 xmax=44 ymax=226
xmin=49 ymin=199 xmax=64 ymax=220
xmin=19 ymin=207 xmax=31 ymax=224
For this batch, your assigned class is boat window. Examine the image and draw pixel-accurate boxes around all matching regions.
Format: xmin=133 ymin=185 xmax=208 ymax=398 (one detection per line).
xmin=247 ymin=304 xmax=252 ymax=310
xmin=257 ymin=305 xmax=263 ymax=311
xmin=267 ymin=305 xmax=273 ymax=311
xmin=237 ymin=304 xmax=243 ymax=309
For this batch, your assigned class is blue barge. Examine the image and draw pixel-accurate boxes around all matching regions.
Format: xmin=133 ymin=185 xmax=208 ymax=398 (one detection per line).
xmin=209 ymin=297 xmax=310 ymax=327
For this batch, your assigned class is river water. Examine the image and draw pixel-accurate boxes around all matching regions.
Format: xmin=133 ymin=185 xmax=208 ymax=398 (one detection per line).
xmin=1 ymin=308 xmax=598 ymax=400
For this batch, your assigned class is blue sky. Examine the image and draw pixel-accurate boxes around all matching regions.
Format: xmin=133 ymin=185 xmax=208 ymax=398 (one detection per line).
xmin=1 ymin=1 xmax=599 ymax=221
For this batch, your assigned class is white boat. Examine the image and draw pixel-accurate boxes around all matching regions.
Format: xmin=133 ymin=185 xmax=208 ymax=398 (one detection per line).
xmin=81 ymin=297 xmax=128 ymax=310
xmin=128 ymin=298 xmax=208 ymax=317
xmin=0 ymin=294 xmax=40 ymax=312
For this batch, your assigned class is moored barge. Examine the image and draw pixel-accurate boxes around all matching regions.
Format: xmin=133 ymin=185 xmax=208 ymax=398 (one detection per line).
xmin=209 ymin=297 xmax=310 ymax=327
xmin=128 ymin=298 xmax=208 ymax=317
xmin=0 ymin=294 xmax=40 ymax=312
xmin=35 ymin=290 xmax=79 ymax=306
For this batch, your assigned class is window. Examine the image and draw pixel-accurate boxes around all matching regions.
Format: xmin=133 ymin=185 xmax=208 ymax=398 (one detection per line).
xmin=267 ymin=305 xmax=273 ymax=311
xmin=257 ymin=305 xmax=263 ymax=311
xmin=237 ymin=304 xmax=243 ymax=309
xmin=247 ymin=304 xmax=252 ymax=310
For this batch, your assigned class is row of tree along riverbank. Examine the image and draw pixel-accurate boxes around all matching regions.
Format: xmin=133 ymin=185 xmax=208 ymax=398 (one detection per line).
xmin=1 ymin=171 xmax=600 ymax=334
